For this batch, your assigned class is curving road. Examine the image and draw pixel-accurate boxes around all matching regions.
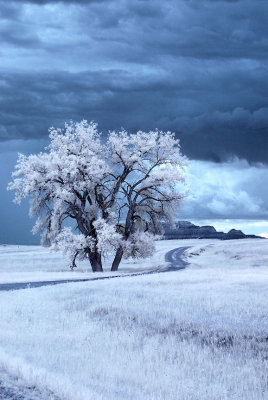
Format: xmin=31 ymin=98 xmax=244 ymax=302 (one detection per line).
xmin=0 ymin=246 xmax=190 ymax=292
xmin=163 ymin=246 xmax=190 ymax=271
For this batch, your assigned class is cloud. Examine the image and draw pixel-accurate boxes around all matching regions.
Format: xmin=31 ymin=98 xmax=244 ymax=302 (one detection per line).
xmin=1 ymin=67 xmax=268 ymax=163
xmin=9 ymin=0 xmax=100 ymax=3
xmin=180 ymin=158 xmax=268 ymax=219
xmin=2 ymin=1 xmax=268 ymax=63
xmin=0 ymin=0 xmax=268 ymax=164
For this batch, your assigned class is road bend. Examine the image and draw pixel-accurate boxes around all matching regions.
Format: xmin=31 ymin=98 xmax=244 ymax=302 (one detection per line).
xmin=0 ymin=246 xmax=190 ymax=292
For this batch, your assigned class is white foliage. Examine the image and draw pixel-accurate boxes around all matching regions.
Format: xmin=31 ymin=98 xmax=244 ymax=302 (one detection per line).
xmin=8 ymin=120 xmax=186 ymax=270
xmin=51 ymin=227 xmax=95 ymax=268
xmin=122 ymin=231 xmax=156 ymax=259
xmin=8 ymin=121 xmax=108 ymax=246
xmin=93 ymin=218 xmax=122 ymax=256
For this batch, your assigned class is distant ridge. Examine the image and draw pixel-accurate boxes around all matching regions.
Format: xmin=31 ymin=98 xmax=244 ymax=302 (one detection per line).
xmin=163 ymin=221 xmax=263 ymax=240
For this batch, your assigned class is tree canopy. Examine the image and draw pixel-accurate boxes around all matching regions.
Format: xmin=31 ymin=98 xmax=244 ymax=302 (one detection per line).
xmin=8 ymin=121 xmax=187 ymax=272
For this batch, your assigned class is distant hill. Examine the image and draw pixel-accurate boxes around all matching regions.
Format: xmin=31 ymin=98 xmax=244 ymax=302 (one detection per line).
xmin=163 ymin=221 xmax=262 ymax=240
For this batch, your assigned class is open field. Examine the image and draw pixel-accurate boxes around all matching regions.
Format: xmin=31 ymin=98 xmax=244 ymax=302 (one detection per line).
xmin=0 ymin=239 xmax=267 ymax=399
xmin=0 ymin=239 xmax=214 ymax=284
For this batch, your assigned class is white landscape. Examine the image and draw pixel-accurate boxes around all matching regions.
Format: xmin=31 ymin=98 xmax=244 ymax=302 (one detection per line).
xmin=0 ymin=238 xmax=267 ymax=400
xmin=2 ymin=1 xmax=268 ymax=399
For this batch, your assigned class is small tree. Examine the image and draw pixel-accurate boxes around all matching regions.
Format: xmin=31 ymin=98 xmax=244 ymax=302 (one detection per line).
xmin=8 ymin=121 xmax=186 ymax=272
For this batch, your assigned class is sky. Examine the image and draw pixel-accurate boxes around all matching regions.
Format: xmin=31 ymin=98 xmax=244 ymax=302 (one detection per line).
xmin=1 ymin=0 xmax=268 ymax=243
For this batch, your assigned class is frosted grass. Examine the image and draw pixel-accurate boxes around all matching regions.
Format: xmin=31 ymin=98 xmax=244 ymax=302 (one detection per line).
xmin=0 ymin=239 xmax=214 ymax=283
xmin=0 ymin=238 xmax=267 ymax=399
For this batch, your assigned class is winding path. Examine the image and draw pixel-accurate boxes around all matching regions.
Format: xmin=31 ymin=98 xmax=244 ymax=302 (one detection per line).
xmin=164 ymin=246 xmax=189 ymax=270
xmin=0 ymin=246 xmax=190 ymax=292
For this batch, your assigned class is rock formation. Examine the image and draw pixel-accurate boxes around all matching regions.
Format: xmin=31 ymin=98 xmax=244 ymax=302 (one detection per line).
xmin=163 ymin=221 xmax=262 ymax=240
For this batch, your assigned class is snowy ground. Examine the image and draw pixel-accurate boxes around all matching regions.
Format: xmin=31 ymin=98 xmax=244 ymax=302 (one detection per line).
xmin=0 ymin=240 xmax=213 ymax=284
xmin=0 ymin=239 xmax=267 ymax=399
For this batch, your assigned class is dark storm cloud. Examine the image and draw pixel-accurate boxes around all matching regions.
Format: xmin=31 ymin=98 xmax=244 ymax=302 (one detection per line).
xmin=1 ymin=64 xmax=268 ymax=162
xmin=0 ymin=26 xmax=41 ymax=47
xmin=9 ymin=0 xmax=101 ymax=3
xmin=1 ymin=0 xmax=268 ymax=163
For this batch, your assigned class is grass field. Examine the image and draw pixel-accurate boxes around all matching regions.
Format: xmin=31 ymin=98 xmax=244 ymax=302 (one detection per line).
xmin=0 ymin=239 xmax=267 ymax=399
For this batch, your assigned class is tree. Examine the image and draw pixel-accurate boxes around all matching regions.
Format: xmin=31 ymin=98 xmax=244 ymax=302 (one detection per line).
xmin=107 ymin=130 xmax=187 ymax=270
xmin=8 ymin=121 xmax=186 ymax=272
xmin=8 ymin=121 xmax=116 ymax=272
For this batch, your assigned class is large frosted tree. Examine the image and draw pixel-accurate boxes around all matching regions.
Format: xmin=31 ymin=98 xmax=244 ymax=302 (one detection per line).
xmin=8 ymin=121 xmax=186 ymax=272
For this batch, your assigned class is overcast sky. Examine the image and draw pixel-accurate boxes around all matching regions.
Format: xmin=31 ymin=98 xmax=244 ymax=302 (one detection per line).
xmin=1 ymin=0 xmax=268 ymax=243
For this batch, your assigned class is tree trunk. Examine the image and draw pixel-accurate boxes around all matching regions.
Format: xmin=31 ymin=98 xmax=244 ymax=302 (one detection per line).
xmin=111 ymin=247 xmax=124 ymax=271
xmin=89 ymin=251 xmax=103 ymax=272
